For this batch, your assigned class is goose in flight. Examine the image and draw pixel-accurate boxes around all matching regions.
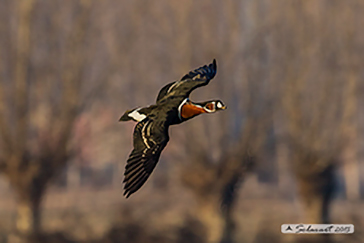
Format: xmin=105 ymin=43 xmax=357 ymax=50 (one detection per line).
xmin=119 ymin=59 xmax=226 ymax=198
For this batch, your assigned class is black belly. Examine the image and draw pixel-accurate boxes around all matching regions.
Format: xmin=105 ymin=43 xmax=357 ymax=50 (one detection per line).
xmin=166 ymin=108 xmax=182 ymax=126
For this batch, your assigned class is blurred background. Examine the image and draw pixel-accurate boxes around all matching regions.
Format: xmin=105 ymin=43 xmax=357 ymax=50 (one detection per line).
xmin=0 ymin=0 xmax=363 ymax=243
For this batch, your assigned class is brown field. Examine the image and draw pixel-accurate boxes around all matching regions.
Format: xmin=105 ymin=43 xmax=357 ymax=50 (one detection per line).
xmin=0 ymin=179 xmax=363 ymax=243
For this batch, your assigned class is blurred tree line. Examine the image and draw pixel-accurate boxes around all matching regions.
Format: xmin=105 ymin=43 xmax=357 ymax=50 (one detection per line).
xmin=0 ymin=0 xmax=363 ymax=243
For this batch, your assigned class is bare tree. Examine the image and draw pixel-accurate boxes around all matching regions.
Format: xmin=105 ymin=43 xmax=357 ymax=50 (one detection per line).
xmin=0 ymin=1 xmax=359 ymax=242
xmin=267 ymin=1 xmax=364 ymax=229
xmin=0 ymin=0 xmax=94 ymax=236
xmin=162 ymin=3 xmax=273 ymax=242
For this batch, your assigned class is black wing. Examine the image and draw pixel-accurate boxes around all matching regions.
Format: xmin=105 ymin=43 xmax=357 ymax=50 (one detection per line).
xmin=156 ymin=59 xmax=217 ymax=103
xmin=123 ymin=118 xmax=169 ymax=198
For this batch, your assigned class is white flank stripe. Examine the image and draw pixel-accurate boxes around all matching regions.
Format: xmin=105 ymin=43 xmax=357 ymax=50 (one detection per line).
xmin=129 ymin=108 xmax=147 ymax=122
xmin=141 ymin=121 xmax=150 ymax=149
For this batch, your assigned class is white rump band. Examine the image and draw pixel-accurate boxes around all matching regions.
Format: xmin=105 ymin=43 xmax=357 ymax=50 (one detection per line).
xmin=129 ymin=108 xmax=147 ymax=122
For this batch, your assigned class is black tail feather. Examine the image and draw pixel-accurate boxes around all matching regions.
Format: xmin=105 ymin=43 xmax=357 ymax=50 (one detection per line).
xmin=119 ymin=110 xmax=133 ymax=121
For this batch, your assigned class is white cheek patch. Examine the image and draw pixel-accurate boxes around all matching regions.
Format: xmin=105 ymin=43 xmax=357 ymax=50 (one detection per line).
xmin=204 ymin=102 xmax=215 ymax=113
xmin=129 ymin=108 xmax=147 ymax=122
xmin=217 ymin=102 xmax=223 ymax=109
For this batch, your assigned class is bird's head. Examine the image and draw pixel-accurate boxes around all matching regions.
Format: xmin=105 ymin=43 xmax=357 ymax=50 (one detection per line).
xmin=179 ymin=99 xmax=227 ymax=120
xmin=201 ymin=100 xmax=227 ymax=113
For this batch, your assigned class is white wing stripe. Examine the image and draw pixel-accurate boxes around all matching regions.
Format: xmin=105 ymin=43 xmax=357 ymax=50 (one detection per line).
xmin=167 ymin=81 xmax=180 ymax=93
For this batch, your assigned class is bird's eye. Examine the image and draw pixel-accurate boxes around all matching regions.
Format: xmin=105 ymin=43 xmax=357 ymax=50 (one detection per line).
xmin=217 ymin=102 xmax=223 ymax=108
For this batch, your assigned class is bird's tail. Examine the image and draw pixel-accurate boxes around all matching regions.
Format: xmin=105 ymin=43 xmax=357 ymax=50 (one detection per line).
xmin=119 ymin=109 xmax=134 ymax=122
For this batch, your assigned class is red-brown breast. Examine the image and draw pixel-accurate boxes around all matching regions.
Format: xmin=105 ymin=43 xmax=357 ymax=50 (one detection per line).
xmin=180 ymin=102 xmax=206 ymax=119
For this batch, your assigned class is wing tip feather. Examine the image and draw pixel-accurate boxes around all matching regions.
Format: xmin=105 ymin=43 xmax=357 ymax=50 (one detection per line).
xmin=212 ymin=59 xmax=217 ymax=70
xmin=181 ymin=59 xmax=218 ymax=81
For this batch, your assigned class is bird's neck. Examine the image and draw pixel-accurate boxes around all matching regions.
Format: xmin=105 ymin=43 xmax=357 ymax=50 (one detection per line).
xmin=178 ymin=99 xmax=206 ymax=121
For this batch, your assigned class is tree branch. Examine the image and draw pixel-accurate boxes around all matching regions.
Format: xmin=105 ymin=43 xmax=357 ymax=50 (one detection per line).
xmin=14 ymin=0 xmax=35 ymax=157
xmin=53 ymin=1 xmax=92 ymax=164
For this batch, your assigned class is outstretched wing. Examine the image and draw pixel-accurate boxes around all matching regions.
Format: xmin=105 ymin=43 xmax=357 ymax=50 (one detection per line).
xmin=156 ymin=59 xmax=217 ymax=103
xmin=123 ymin=118 xmax=169 ymax=198
xmin=180 ymin=59 xmax=217 ymax=81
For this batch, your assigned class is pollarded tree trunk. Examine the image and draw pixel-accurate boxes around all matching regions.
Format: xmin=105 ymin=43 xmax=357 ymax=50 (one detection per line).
xmin=295 ymin=163 xmax=336 ymax=243
xmin=5 ymin=155 xmax=50 ymax=237
xmin=194 ymin=196 xmax=224 ymax=243
xmin=220 ymin=207 xmax=236 ymax=243
xmin=11 ymin=176 xmax=47 ymax=236
xmin=181 ymin=155 xmax=252 ymax=243
xmin=193 ymin=183 xmax=241 ymax=243
xmin=296 ymin=163 xmax=336 ymax=224
xmin=220 ymin=175 xmax=241 ymax=243
xmin=16 ymin=196 xmax=42 ymax=236
xmin=180 ymin=160 xmax=225 ymax=243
